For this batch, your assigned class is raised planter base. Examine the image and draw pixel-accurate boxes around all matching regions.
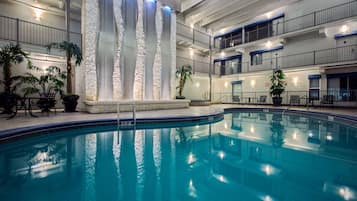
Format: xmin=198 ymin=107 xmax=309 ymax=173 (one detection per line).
xmin=84 ymin=100 xmax=191 ymax=114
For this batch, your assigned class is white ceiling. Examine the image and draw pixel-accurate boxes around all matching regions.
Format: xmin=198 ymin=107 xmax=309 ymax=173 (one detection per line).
xmin=178 ymin=0 xmax=300 ymax=33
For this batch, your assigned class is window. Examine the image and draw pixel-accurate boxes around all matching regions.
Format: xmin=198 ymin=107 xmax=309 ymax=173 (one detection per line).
xmin=309 ymin=75 xmax=320 ymax=100
xmin=251 ymin=53 xmax=263 ymax=65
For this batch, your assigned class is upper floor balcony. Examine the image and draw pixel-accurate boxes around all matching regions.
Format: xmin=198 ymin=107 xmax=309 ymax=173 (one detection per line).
xmin=214 ymin=1 xmax=357 ymax=50
xmin=0 ymin=15 xmax=82 ymax=52
xmin=215 ymin=44 xmax=357 ymax=76
xmin=176 ymin=22 xmax=211 ymax=50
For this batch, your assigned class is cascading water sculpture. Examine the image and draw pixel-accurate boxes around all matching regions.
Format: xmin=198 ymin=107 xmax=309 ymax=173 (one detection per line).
xmin=82 ymin=0 xmax=188 ymax=113
xmin=143 ymin=0 xmax=157 ymax=100
xmin=96 ymin=0 xmax=115 ymax=101
xmin=160 ymin=7 xmax=172 ymax=100
xmin=121 ymin=0 xmax=138 ymax=100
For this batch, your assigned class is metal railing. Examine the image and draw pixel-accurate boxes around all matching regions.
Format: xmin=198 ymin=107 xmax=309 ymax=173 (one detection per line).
xmin=177 ymin=22 xmax=211 ymax=49
xmin=0 ymin=15 xmax=82 ymax=47
xmin=212 ymin=90 xmax=357 ymax=107
xmin=218 ymin=1 xmax=357 ymax=48
xmin=177 ymin=56 xmax=211 ymax=74
xmin=218 ymin=44 xmax=357 ymax=76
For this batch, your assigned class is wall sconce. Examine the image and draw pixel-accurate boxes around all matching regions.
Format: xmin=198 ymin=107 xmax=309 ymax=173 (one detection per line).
xmin=293 ymin=77 xmax=298 ymax=86
xmin=265 ymin=41 xmax=272 ymax=49
xmin=250 ymin=80 xmax=256 ymax=88
xmin=266 ymin=12 xmax=272 ymax=19
xmin=340 ymin=25 xmax=349 ymax=33
xmin=195 ymin=82 xmax=200 ymax=88
xmin=221 ymin=51 xmax=225 ymax=57
xmin=189 ymin=48 xmax=194 ymax=57
xmin=250 ymin=125 xmax=255 ymax=133
xmin=34 ymin=9 xmax=42 ymax=21
xmin=224 ymin=81 xmax=229 ymax=88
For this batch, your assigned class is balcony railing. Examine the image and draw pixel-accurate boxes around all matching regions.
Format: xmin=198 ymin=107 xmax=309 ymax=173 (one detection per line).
xmin=0 ymin=15 xmax=82 ymax=48
xmin=236 ymin=1 xmax=357 ymax=46
xmin=176 ymin=56 xmax=211 ymax=74
xmin=177 ymin=22 xmax=211 ymax=49
xmin=218 ymin=44 xmax=357 ymax=76
xmin=213 ymin=90 xmax=357 ymax=107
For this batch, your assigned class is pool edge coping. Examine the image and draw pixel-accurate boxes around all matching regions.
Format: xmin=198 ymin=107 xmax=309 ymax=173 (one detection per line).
xmin=1 ymin=107 xmax=356 ymax=142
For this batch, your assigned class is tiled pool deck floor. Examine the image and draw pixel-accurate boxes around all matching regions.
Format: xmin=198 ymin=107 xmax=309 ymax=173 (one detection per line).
xmin=1 ymin=104 xmax=357 ymax=132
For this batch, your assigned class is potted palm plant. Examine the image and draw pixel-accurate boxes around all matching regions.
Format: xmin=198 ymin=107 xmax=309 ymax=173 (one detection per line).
xmin=270 ymin=69 xmax=287 ymax=106
xmin=47 ymin=41 xmax=82 ymax=112
xmin=22 ymin=66 xmax=66 ymax=112
xmin=176 ymin=65 xmax=192 ymax=99
xmin=0 ymin=44 xmax=32 ymax=114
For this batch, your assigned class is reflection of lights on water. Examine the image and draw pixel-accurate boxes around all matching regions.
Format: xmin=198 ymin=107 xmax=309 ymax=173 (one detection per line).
xmin=218 ymin=175 xmax=224 ymax=182
xmin=189 ymin=179 xmax=193 ymax=187
xmin=37 ymin=152 xmax=48 ymax=161
xmin=188 ymin=179 xmax=197 ymax=198
xmin=308 ymin=132 xmax=313 ymax=137
xmin=230 ymin=140 xmax=235 ymax=146
xmin=218 ymin=151 xmax=225 ymax=159
xmin=224 ymin=122 xmax=228 ymax=129
xmin=264 ymin=165 xmax=272 ymax=175
xmin=188 ymin=153 xmax=195 ymax=164
xmin=263 ymin=195 xmax=273 ymax=201
xmin=326 ymin=135 xmax=333 ymax=141
xmin=339 ymin=187 xmax=354 ymax=200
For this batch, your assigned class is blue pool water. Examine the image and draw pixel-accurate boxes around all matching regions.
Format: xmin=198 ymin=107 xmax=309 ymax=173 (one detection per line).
xmin=0 ymin=111 xmax=357 ymax=201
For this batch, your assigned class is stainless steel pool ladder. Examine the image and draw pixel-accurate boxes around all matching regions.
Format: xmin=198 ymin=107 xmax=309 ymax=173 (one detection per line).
xmin=117 ymin=103 xmax=137 ymax=127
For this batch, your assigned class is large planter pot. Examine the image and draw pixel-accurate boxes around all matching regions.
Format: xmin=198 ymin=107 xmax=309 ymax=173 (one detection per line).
xmin=62 ymin=95 xmax=79 ymax=112
xmin=176 ymin=96 xmax=186 ymax=100
xmin=272 ymin=97 xmax=283 ymax=106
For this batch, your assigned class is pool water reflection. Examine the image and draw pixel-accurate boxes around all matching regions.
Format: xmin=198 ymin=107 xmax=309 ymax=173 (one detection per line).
xmin=0 ymin=112 xmax=357 ymax=201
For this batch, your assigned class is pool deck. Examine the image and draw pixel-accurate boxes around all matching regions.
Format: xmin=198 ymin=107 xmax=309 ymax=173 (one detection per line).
xmin=1 ymin=104 xmax=357 ymax=132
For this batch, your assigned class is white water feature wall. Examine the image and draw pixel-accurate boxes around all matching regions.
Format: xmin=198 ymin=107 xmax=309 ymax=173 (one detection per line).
xmin=82 ymin=0 xmax=176 ymax=101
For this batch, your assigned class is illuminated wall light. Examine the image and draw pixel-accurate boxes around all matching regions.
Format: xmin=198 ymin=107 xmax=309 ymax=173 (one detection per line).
xmin=195 ymin=125 xmax=200 ymax=129
xmin=195 ymin=82 xmax=200 ymax=88
xmin=190 ymin=24 xmax=194 ymax=29
xmin=224 ymin=81 xmax=229 ymax=88
xmin=293 ymin=131 xmax=298 ymax=140
xmin=250 ymin=125 xmax=255 ymax=133
xmin=340 ymin=25 xmax=349 ymax=33
xmin=266 ymin=12 xmax=272 ymax=19
xmin=224 ymin=122 xmax=228 ymax=129
xmin=189 ymin=48 xmax=194 ymax=57
xmin=34 ymin=9 xmax=42 ymax=21
xmin=265 ymin=41 xmax=272 ymax=49
xmin=293 ymin=77 xmax=298 ymax=86
xmin=221 ymin=51 xmax=225 ymax=57
xmin=250 ymin=80 xmax=256 ymax=88
xmin=326 ymin=135 xmax=333 ymax=141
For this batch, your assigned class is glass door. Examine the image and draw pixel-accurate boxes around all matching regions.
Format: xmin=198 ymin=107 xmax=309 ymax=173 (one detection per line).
xmin=232 ymin=82 xmax=242 ymax=102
